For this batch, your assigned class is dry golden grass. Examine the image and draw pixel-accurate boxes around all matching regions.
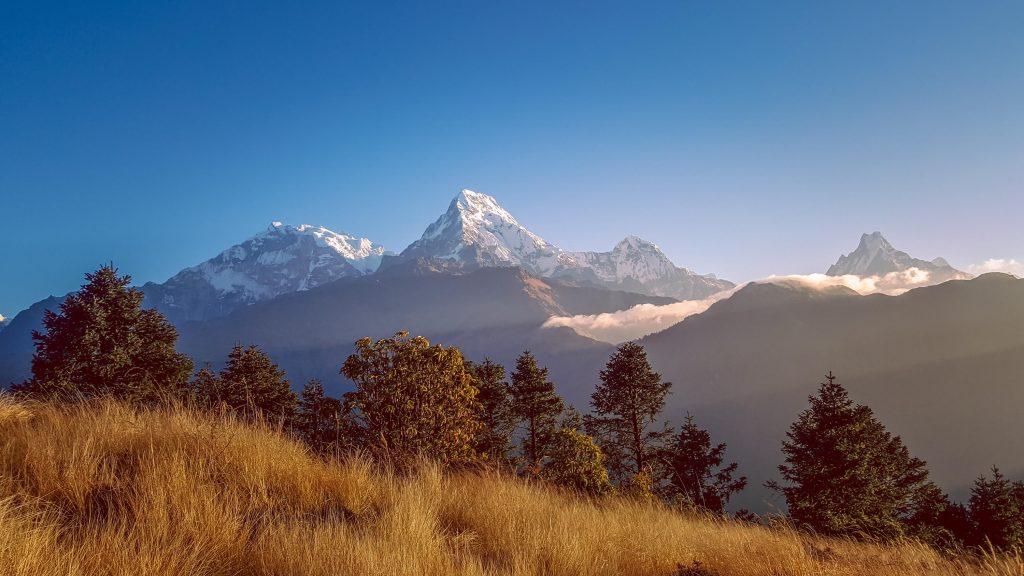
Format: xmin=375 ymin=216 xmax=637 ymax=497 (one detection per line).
xmin=0 ymin=394 xmax=1020 ymax=576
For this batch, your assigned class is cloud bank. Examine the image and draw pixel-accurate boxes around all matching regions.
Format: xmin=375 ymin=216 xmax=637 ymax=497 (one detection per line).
xmin=543 ymin=289 xmax=738 ymax=344
xmin=967 ymin=258 xmax=1023 ymax=277
xmin=543 ymin=267 xmax=940 ymax=344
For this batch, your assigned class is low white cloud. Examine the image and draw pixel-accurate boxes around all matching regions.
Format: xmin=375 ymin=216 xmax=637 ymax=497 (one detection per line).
xmin=543 ymin=289 xmax=737 ymax=343
xmin=762 ymin=267 xmax=934 ymax=296
xmin=543 ymin=267 xmax=942 ymax=344
xmin=967 ymin=258 xmax=1023 ymax=277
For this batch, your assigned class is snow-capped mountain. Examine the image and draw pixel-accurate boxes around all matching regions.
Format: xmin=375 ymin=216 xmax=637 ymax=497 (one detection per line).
xmin=561 ymin=236 xmax=733 ymax=300
xmin=395 ymin=189 xmax=575 ymax=273
xmin=388 ymin=189 xmax=733 ymax=300
xmin=142 ymin=223 xmax=387 ymax=323
xmin=827 ymin=231 xmax=969 ymax=282
xmin=0 ymin=313 xmax=7 ymax=333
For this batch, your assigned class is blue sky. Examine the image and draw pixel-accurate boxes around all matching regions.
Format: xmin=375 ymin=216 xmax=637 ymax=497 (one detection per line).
xmin=2 ymin=1 xmax=1022 ymax=315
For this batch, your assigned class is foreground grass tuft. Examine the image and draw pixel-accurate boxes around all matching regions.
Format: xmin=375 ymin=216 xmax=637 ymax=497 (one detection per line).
xmin=0 ymin=395 xmax=1019 ymax=576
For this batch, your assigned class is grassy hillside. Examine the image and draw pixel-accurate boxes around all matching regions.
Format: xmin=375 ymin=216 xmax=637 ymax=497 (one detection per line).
xmin=0 ymin=397 xmax=1019 ymax=576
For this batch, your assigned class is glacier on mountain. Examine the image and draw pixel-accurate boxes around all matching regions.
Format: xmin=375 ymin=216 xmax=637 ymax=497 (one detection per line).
xmin=391 ymin=189 xmax=733 ymax=301
xmin=141 ymin=222 xmax=387 ymax=322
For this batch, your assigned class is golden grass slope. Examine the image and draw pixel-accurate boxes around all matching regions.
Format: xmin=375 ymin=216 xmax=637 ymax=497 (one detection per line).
xmin=0 ymin=395 xmax=1020 ymax=576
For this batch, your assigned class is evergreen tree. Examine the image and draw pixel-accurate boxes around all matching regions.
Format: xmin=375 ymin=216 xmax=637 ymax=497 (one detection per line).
xmin=661 ymin=414 xmax=746 ymax=515
xmin=467 ymin=359 xmax=516 ymax=464
xmin=508 ymin=351 xmax=564 ymax=472
xmin=341 ymin=332 xmax=481 ymax=466
xmin=935 ymin=501 xmax=972 ymax=550
xmin=541 ymin=426 xmax=614 ymax=496
xmin=203 ymin=345 xmax=297 ymax=423
xmin=190 ymin=364 xmax=221 ymax=403
xmin=769 ymin=371 xmax=945 ymax=541
xmin=14 ymin=265 xmax=193 ymax=404
xmin=968 ymin=467 xmax=1024 ymax=551
xmin=588 ymin=342 xmax=671 ymax=480
xmin=296 ymin=379 xmax=342 ymax=452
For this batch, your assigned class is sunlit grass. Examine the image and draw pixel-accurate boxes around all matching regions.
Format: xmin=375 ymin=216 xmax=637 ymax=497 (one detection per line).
xmin=0 ymin=394 xmax=1019 ymax=576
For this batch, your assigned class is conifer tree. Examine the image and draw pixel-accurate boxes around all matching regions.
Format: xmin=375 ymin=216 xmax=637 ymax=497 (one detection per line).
xmin=661 ymin=414 xmax=746 ymax=514
xmin=467 ymin=359 xmax=516 ymax=464
xmin=509 ymin=351 xmax=564 ymax=471
xmin=203 ymin=345 xmax=297 ymax=422
xmin=296 ymin=379 xmax=342 ymax=452
xmin=588 ymin=342 xmax=671 ymax=480
xmin=14 ymin=265 xmax=193 ymax=404
xmin=341 ymin=332 xmax=481 ymax=466
xmin=968 ymin=467 xmax=1024 ymax=550
xmin=190 ymin=364 xmax=220 ymax=403
xmin=769 ymin=371 xmax=946 ymax=541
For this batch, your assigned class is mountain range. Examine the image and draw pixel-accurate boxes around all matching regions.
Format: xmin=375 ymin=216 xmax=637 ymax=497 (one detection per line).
xmin=0 ymin=189 xmax=720 ymax=384
xmin=142 ymin=222 xmax=389 ymax=324
xmin=2 ymin=189 xmax=1021 ymax=514
xmin=383 ymin=189 xmax=733 ymax=300
xmin=637 ymin=272 xmax=1024 ymax=510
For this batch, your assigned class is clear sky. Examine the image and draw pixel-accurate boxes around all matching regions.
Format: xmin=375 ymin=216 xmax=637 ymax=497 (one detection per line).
xmin=2 ymin=1 xmax=1022 ymax=315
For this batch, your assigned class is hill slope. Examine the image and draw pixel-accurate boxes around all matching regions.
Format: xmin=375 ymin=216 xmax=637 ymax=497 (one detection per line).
xmin=639 ymin=273 xmax=1024 ymax=510
xmin=177 ymin=266 xmax=671 ymax=395
xmin=0 ymin=398 xmax=1012 ymax=576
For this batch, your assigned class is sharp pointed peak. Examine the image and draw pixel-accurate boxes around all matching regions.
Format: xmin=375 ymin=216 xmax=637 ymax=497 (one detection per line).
xmin=613 ymin=235 xmax=663 ymax=253
xmin=450 ymin=188 xmax=505 ymax=211
xmin=859 ymin=230 xmax=891 ymax=244
xmin=853 ymin=231 xmax=897 ymax=254
xmin=456 ymin=188 xmax=491 ymax=201
xmin=441 ymin=188 xmax=520 ymax=227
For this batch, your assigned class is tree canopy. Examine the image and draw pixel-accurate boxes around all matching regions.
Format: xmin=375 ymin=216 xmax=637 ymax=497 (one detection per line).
xmin=770 ymin=372 xmax=947 ymax=541
xmin=341 ymin=332 xmax=481 ymax=466
xmin=588 ymin=342 xmax=671 ymax=480
xmin=15 ymin=265 xmax=193 ymax=404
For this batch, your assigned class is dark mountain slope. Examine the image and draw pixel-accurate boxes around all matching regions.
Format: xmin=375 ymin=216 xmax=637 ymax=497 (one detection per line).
xmin=177 ymin=267 xmax=670 ymax=397
xmin=639 ymin=273 xmax=1024 ymax=511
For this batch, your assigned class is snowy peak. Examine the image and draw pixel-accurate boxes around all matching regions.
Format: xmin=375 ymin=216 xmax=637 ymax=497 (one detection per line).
xmin=562 ymin=236 xmax=732 ymax=300
xmin=613 ymin=235 xmax=660 ymax=254
xmin=827 ymin=231 xmax=967 ymax=280
xmin=452 ymin=189 xmax=523 ymax=229
xmin=265 ymin=222 xmax=386 ymax=273
xmin=144 ymin=222 xmax=387 ymax=322
xmin=391 ymin=189 xmax=733 ymax=301
xmin=400 ymin=189 xmax=563 ymax=271
xmin=572 ymin=236 xmax=677 ymax=285
xmin=859 ymin=230 xmax=893 ymax=249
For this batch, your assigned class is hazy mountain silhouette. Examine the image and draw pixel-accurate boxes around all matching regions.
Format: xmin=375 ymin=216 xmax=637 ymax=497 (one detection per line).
xmin=637 ymin=273 xmax=1024 ymax=510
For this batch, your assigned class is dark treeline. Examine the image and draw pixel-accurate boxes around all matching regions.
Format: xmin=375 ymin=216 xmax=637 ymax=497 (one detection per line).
xmin=9 ymin=265 xmax=1024 ymax=553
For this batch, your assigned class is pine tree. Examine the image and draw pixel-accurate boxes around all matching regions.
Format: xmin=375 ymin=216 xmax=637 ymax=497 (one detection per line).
xmin=541 ymin=426 xmax=613 ymax=496
xmin=341 ymin=332 xmax=481 ymax=466
xmin=14 ymin=265 xmax=193 ymax=404
xmin=467 ymin=359 xmax=516 ymax=464
xmin=968 ymin=467 xmax=1024 ymax=551
xmin=508 ymin=351 xmax=564 ymax=472
xmin=661 ymin=414 xmax=746 ymax=515
xmin=203 ymin=345 xmax=297 ymax=423
xmin=296 ymin=379 xmax=342 ymax=452
xmin=190 ymin=364 xmax=221 ymax=403
xmin=769 ymin=371 xmax=945 ymax=541
xmin=588 ymin=342 xmax=671 ymax=480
